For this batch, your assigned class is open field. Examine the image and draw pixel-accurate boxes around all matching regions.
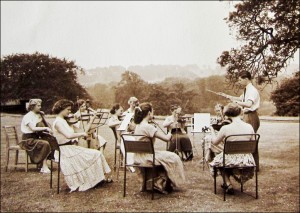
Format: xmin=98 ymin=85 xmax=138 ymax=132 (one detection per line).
xmin=1 ymin=113 xmax=299 ymax=212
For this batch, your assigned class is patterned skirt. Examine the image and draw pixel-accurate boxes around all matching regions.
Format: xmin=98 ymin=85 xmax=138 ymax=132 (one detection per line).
xmin=55 ymin=145 xmax=111 ymax=192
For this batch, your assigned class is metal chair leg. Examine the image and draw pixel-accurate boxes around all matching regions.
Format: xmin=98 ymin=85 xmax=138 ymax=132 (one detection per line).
xmin=143 ymin=168 xmax=147 ymax=192
xmin=241 ymin=169 xmax=244 ymax=192
xmin=152 ymin=167 xmax=154 ymax=200
xmin=25 ymin=152 xmax=28 ymax=172
xmin=255 ymin=167 xmax=258 ymax=199
xmin=57 ymin=160 xmax=60 ymax=194
xmin=50 ymin=160 xmax=53 ymax=189
xmin=123 ymin=164 xmax=127 ymax=197
xmin=114 ymin=146 xmax=117 ymax=172
xmin=214 ymin=167 xmax=217 ymax=194
xmin=222 ymin=169 xmax=226 ymax=201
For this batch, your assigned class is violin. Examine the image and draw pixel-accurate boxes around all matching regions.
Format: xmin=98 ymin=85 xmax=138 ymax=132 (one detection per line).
xmin=211 ymin=103 xmax=232 ymax=131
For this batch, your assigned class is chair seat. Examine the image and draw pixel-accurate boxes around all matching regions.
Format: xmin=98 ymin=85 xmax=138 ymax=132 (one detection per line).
xmin=214 ymin=165 xmax=256 ymax=169
xmin=126 ymin=162 xmax=162 ymax=168
xmin=8 ymin=145 xmax=22 ymax=150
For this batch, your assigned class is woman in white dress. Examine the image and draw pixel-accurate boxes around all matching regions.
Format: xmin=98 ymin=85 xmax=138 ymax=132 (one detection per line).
xmin=208 ymin=103 xmax=256 ymax=194
xmin=133 ymin=103 xmax=185 ymax=194
xmin=107 ymin=103 xmax=135 ymax=173
xmin=52 ymin=99 xmax=112 ymax=192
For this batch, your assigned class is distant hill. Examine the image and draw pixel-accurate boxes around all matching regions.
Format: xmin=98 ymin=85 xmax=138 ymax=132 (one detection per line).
xmin=78 ymin=63 xmax=299 ymax=87
xmin=77 ymin=64 xmax=226 ymax=86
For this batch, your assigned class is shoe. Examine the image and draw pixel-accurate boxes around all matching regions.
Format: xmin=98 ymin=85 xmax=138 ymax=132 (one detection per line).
xmin=40 ymin=168 xmax=51 ymax=174
xmin=105 ymin=178 xmax=113 ymax=183
xmin=127 ymin=167 xmax=135 ymax=173
xmin=221 ymin=183 xmax=234 ymax=195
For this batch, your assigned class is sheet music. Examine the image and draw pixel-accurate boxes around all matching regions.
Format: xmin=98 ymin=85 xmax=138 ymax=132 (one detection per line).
xmin=117 ymin=113 xmax=134 ymax=131
xmin=192 ymin=113 xmax=211 ymax=133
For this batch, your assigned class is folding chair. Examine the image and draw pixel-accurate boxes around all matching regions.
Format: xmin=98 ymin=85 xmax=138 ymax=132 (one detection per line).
xmin=213 ymin=134 xmax=260 ymax=201
xmin=49 ymin=138 xmax=61 ymax=194
xmin=3 ymin=125 xmax=36 ymax=172
xmin=121 ymin=133 xmax=163 ymax=200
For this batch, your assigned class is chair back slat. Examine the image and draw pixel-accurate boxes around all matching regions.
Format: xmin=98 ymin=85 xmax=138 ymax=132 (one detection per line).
xmin=121 ymin=134 xmax=154 ymax=154
xmin=224 ymin=134 xmax=260 ymax=155
xmin=3 ymin=126 xmax=20 ymax=146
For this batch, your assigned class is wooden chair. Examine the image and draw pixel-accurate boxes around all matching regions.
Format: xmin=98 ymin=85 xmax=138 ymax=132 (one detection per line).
xmin=213 ymin=134 xmax=260 ymax=201
xmin=49 ymin=138 xmax=61 ymax=194
xmin=121 ymin=133 xmax=163 ymax=200
xmin=3 ymin=125 xmax=33 ymax=172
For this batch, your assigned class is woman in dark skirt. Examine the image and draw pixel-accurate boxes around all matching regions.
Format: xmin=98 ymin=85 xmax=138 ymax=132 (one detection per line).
xmin=163 ymin=105 xmax=193 ymax=161
xmin=20 ymin=99 xmax=55 ymax=173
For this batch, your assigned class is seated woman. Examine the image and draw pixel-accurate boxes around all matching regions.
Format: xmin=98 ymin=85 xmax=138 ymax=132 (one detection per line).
xmin=208 ymin=103 xmax=255 ymax=194
xmin=52 ymin=99 xmax=112 ymax=192
xmin=20 ymin=99 xmax=55 ymax=174
xmin=73 ymin=99 xmax=107 ymax=154
xmin=134 ymin=102 xmax=185 ymax=194
xmin=163 ymin=105 xmax=193 ymax=161
xmin=107 ymin=103 xmax=135 ymax=173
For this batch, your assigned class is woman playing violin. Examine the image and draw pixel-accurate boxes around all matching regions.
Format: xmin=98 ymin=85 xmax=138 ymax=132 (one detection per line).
xmin=163 ymin=105 xmax=193 ymax=161
xmin=20 ymin=99 xmax=53 ymax=173
xmin=52 ymin=99 xmax=113 ymax=192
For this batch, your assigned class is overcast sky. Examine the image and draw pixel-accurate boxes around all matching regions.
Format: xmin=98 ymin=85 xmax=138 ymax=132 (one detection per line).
xmin=1 ymin=1 xmax=299 ymax=70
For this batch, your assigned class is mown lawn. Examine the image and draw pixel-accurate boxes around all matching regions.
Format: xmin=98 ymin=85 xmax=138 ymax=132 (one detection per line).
xmin=1 ymin=113 xmax=299 ymax=212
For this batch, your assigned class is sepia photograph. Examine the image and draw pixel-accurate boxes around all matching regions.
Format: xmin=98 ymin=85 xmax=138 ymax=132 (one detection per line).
xmin=1 ymin=1 xmax=299 ymax=212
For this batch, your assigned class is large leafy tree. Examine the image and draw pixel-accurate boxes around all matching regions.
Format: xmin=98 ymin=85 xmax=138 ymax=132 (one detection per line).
xmin=1 ymin=52 xmax=90 ymax=113
xmin=270 ymin=72 xmax=299 ymax=116
xmin=114 ymin=71 xmax=150 ymax=109
xmin=218 ymin=0 xmax=299 ymax=88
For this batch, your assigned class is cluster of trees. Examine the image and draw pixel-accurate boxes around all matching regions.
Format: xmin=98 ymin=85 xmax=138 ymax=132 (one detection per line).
xmin=1 ymin=53 xmax=90 ymax=113
xmin=87 ymin=70 xmax=274 ymax=115
xmin=218 ymin=0 xmax=299 ymax=87
xmin=270 ymin=72 xmax=299 ymax=116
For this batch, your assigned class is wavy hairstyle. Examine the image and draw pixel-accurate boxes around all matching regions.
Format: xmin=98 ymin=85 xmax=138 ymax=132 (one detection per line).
xmin=133 ymin=102 xmax=153 ymax=124
xmin=110 ymin=103 xmax=122 ymax=114
xmin=52 ymin=99 xmax=74 ymax=114
xmin=223 ymin=103 xmax=242 ymax=117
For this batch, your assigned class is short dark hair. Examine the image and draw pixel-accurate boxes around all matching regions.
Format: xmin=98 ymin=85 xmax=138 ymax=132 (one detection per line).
xmin=239 ymin=71 xmax=252 ymax=80
xmin=170 ymin=105 xmax=179 ymax=112
xmin=134 ymin=102 xmax=153 ymax=124
xmin=110 ymin=103 xmax=121 ymax=114
xmin=52 ymin=99 xmax=74 ymax=114
xmin=223 ymin=103 xmax=242 ymax=117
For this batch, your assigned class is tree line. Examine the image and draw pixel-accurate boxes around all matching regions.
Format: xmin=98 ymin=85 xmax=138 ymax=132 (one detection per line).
xmin=1 ymin=53 xmax=299 ymax=116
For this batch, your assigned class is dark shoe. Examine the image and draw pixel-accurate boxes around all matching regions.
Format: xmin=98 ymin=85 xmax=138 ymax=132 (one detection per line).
xmin=226 ymin=185 xmax=234 ymax=195
xmin=186 ymin=152 xmax=193 ymax=161
xmin=221 ymin=183 xmax=234 ymax=195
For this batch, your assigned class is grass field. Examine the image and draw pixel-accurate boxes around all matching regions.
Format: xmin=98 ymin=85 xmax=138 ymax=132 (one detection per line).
xmin=1 ymin=113 xmax=299 ymax=212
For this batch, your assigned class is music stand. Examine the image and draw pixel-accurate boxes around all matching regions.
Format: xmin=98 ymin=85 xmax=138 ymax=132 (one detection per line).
xmin=191 ymin=113 xmax=211 ymax=170
xmin=87 ymin=109 xmax=110 ymax=148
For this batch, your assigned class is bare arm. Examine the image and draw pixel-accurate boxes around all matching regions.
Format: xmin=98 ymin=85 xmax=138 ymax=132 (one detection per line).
xmin=154 ymin=131 xmax=172 ymax=142
xmin=28 ymin=123 xmax=53 ymax=134
xmin=55 ymin=121 xmax=87 ymax=139
xmin=209 ymin=126 xmax=225 ymax=146
xmin=163 ymin=117 xmax=174 ymax=128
